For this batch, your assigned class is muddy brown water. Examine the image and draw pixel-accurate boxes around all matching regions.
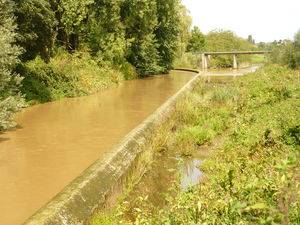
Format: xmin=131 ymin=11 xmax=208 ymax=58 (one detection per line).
xmin=0 ymin=71 xmax=196 ymax=225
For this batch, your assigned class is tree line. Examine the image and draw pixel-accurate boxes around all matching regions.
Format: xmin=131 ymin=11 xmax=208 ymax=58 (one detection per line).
xmin=14 ymin=0 xmax=187 ymax=74
xmin=0 ymin=0 xmax=191 ymax=130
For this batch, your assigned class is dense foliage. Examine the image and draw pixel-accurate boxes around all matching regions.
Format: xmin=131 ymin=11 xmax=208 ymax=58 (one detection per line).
xmin=186 ymin=26 xmax=205 ymax=53
xmin=13 ymin=0 xmax=186 ymax=77
xmin=92 ymin=65 xmax=300 ymax=225
xmin=0 ymin=0 xmax=25 ymax=130
xmin=0 ymin=0 xmax=192 ymax=129
xmin=182 ymin=29 xmax=257 ymax=68
xmin=122 ymin=0 xmax=161 ymax=76
xmin=155 ymin=0 xmax=182 ymax=72
xmin=204 ymin=30 xmax=256 ymax=67
xmin=15 ymin=0 xmax=57 ymax=61
xmin=269 ymin=31 xmax=300 ymax=69
xmin=19 ymin=50 xmax=122 ymax=103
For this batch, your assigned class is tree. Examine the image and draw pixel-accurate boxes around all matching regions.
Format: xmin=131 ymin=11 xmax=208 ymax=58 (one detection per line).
xmin=294 ymin=30 xmax=300 ymax=67
xmin=14 ymin=0 xmax=57 ymax=61
xmin=187 ymin=26 xmax=206 ymax=53
xmin=87 ymin=0 xmax=126 ymax=64
xmin=247 ymin=35 xmax=255 ymax=44
xmin=122 ymin=0 xmax=162 ymax=76
xmin=204 ymin=30 xmax=255 ymax=67
xmin=155 ymin=0 xmax=181 ymax=72
xmin=0 ymin=0 xmax=25 ymax=130
xmin=58 ymin=0 xmax=94 ymax=51
xmin=270 ymin=31 xmax=300 ymax=69
xmin=177 ymin=4 xmax=192 ymax=55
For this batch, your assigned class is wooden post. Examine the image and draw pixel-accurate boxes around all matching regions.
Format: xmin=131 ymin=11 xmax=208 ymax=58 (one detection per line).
xmin=233 ymin=54 xmax=238 ymax=69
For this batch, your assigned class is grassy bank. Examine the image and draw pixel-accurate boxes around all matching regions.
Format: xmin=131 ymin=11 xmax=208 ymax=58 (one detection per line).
xmin=91 ymin=64 xmax=300 ymax=224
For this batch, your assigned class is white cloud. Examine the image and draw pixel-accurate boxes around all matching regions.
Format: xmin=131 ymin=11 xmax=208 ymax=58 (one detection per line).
xmin=181 ymin=0 xmax=300 ymax=42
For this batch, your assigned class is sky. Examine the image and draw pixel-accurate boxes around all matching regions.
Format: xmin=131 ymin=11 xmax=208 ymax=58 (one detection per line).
xmin=181 ymin=0 xmax=300 ymax=42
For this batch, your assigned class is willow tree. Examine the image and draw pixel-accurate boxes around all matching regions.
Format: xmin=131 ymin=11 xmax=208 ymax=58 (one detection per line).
xmin=0 ymin=0 xmax=24 ymax=130
xmin=122 ymin=0 xmax=162 ymax=76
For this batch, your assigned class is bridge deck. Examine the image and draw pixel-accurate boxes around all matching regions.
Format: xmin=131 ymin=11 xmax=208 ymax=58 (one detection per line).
xmin=203 ymin=51 xmax=269 ymax=55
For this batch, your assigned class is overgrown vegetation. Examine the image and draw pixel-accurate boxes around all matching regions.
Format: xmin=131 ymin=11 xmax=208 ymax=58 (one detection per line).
xmin=176 ymin=28 xmax=258 ymax=69
xmin=0 ymin=0 xmax=192 ymax=129
xmin=204 ymin=30 xmax=256 ymax=67
xmin=91 ymin=65 xmax=300 ymax=224
xmin=269 ymin=31 xmax=300 ymax=69
xmin=19 ymin=50 xmax=123 ymax=103
xmin=0 ymin=0 xmax=25 ymax=130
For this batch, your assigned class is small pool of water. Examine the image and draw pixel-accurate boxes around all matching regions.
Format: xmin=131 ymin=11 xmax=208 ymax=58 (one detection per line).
xmin=180 ymin=158 xmax=203 ymax=190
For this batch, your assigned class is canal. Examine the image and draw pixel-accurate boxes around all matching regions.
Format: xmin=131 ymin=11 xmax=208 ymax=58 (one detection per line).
xmin=0 ymin=71 xmax=196 ymax=225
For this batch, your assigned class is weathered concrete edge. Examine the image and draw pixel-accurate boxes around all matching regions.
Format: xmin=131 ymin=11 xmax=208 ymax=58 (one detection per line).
xmin=23 ymin=70 xmax=201 ymax=225
xmin=174 ymin=68 xmax=200 ymax=74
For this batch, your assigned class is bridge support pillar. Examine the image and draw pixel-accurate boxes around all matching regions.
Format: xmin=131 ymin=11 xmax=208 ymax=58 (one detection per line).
xmin=202 ymin=54 xmax=208 ymax=70
xmin=233 ymin=54 xmax=238 ymax=69
xmin=205 ymin=55 xmax=210 ymax=69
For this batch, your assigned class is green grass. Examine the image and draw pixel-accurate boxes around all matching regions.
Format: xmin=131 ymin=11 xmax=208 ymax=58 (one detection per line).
xmin=250 ymin=54 xmax=266 ymax=64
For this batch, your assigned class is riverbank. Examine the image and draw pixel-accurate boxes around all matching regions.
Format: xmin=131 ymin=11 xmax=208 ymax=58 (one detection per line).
xmin=18 ymin=50 xmax=138 ymax=104
xmin=91 ymin=64 xmax=300 ymax=224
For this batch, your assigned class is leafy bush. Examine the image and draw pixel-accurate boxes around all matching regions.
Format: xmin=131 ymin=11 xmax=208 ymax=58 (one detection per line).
xmin=20 ymin=50 xmax=123 ymax=103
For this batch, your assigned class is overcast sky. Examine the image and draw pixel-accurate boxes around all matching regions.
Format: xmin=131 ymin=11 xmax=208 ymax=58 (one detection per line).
xmin=181 ymin=0 xmax=300 ymax=42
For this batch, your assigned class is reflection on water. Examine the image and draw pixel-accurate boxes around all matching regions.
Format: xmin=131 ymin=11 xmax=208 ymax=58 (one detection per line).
xmin=180 ymin=159 xmax=203 ymax=190
xmin=0 ymin=71 xmax=195 ymax=225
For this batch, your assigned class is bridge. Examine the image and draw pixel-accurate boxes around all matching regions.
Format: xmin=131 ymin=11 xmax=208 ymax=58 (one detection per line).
xmin=201 ymin=51 xmax=270 ymax=69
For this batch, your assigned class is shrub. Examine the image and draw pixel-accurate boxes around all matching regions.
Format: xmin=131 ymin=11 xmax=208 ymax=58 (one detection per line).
xmin=20 ymin=50 xmax=123 ymax=103
xmin=173 ymin=52 xmax=200 ymax=69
